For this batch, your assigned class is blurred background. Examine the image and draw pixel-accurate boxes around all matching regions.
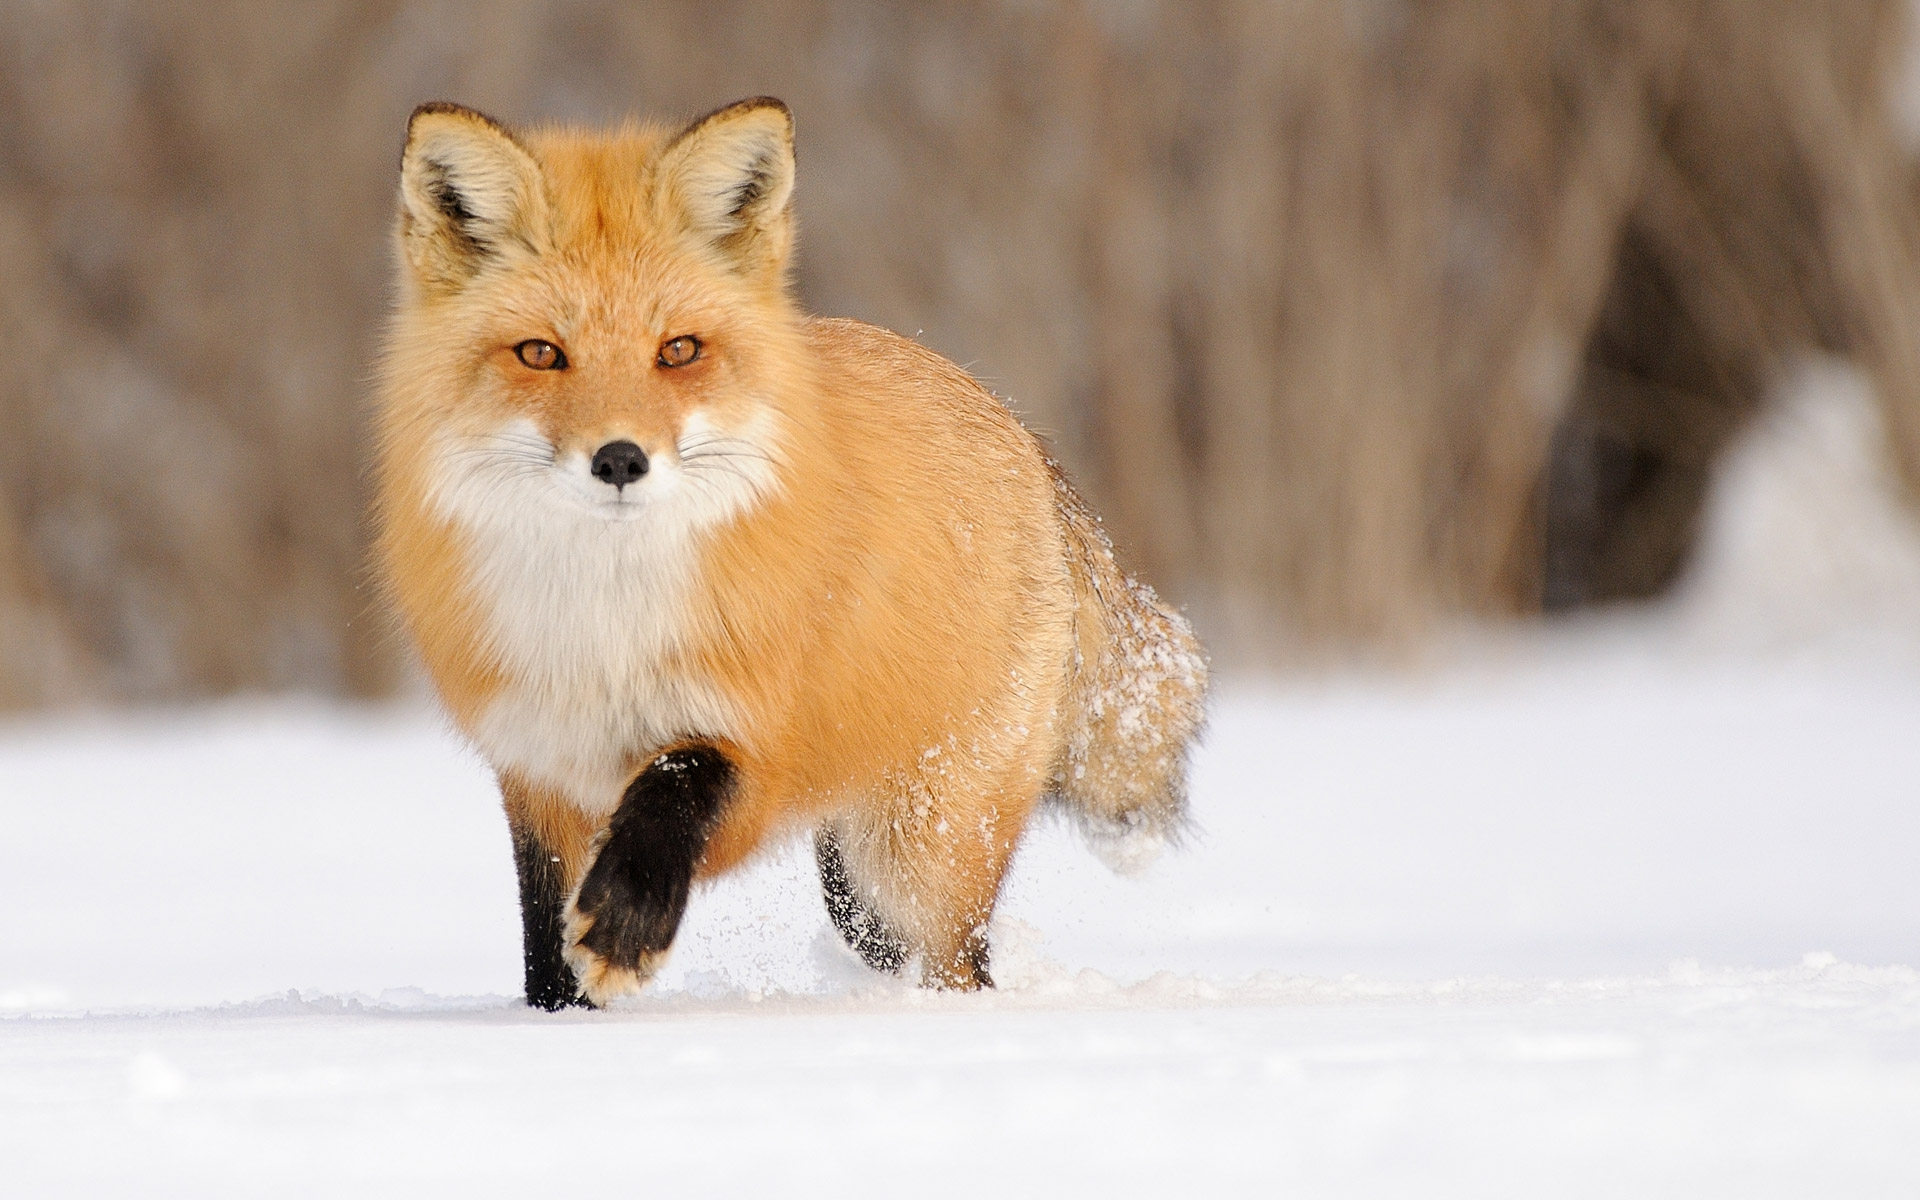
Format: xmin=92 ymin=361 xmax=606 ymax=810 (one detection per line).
xmin=3 ymin=0 xmax=1920 ymax=709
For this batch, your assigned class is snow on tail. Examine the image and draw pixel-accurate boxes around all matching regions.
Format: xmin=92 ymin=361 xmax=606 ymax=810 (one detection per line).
xmin=1048 ymin=462 xmax=1208 ymax=873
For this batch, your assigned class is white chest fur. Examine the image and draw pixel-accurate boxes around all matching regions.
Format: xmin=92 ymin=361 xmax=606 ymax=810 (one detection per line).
xmin=427 ymin=415 xmax=775 ymax=816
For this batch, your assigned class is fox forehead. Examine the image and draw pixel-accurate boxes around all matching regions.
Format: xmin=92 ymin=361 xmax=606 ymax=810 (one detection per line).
xmin=459 ymin=130 xmax=756 ymax=343
xmin=523 ymin=123 xmax=676 ymax=239
xmin=482 ymin=249 xmax=732 ymax=351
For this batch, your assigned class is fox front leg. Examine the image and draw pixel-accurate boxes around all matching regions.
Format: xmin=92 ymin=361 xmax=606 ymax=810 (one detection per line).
xmin=563 ymin=744 xmax=736 ymax=1006
xmin=509 ymin=826 xmax=590 ymax=1010
xmin=500 ymin=775 xmax=598 ymax=1010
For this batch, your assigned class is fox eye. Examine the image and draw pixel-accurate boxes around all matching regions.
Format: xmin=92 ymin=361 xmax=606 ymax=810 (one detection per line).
xmin=657 ymin=335 xmax=701 ymax=368
xmin=514 ymin=339 xmax=566 ymax=370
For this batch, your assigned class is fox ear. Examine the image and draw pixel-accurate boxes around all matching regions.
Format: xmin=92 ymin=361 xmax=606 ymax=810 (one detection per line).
xmin=657 ymin=97 xmax=795 ymax=280
xmin=398 ymin=103 xmax=548 ymax=292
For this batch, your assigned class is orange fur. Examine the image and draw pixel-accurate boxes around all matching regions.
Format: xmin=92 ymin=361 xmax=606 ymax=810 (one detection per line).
xmin=372 ymin=98 xmax=1205 ymax=1001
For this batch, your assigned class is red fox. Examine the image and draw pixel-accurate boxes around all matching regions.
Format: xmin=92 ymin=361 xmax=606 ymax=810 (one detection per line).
xmin=372 ymin=97 xmax=1207 ymax=1008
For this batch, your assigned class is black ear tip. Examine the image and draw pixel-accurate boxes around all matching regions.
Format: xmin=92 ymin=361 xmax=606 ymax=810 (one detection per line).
xmin=682 ymin=95 xmax=794 ymax=140
xmin=406 ymin=101 xmax=515 ymax=139
xmin=735 ymin=96 xmax=792 ymax=121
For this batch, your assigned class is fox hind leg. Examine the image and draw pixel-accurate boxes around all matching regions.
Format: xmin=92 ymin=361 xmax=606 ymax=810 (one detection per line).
xmin=820 ymin=780 xmax=1038 ymax=990
xmin=815 ymin=825 xmax=910 ymax=975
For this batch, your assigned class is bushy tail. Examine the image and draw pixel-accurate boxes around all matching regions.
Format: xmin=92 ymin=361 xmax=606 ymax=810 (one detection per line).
xmin=1048 ymin=464 xmax=1208 ymax=873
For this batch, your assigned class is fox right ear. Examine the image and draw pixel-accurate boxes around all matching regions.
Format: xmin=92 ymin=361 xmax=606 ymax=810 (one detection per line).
xmin=398 ymin=103 xmax=548 ymax=292
xmin=656 ymin=97 xmax=796 ymax=282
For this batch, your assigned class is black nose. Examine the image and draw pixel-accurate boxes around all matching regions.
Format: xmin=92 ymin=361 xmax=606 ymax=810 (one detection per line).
xmin=590 ymin=440 xmax=649 ymax=489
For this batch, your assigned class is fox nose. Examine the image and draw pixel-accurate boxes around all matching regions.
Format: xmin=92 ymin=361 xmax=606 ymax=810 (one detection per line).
xmin=590 ymin=440 xmax=649 ymax=490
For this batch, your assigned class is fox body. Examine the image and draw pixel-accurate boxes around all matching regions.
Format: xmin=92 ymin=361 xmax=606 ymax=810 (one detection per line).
xmin=373 ymin=98 xmax=1206 ymax=1007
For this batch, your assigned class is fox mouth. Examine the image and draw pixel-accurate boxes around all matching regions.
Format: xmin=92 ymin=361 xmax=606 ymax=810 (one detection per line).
xmin=591 ymin=494 xmax=651 ymax=520
xmin=574 ymin=482 xmax=655 ymax=520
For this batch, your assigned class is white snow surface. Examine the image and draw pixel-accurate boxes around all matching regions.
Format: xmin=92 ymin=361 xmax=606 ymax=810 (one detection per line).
xmin=6 ymin=365 xmax=1920 ymax=1195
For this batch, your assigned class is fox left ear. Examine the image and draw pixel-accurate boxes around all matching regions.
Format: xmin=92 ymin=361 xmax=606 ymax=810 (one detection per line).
xmin=398 ymin=102 xmax=549 ymax=294
xmin=657 ymin=97 xmax=796 ymax=281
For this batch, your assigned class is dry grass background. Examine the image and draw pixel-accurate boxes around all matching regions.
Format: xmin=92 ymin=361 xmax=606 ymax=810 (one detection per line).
xmin=1 ymin=0 xmax=1917 ymax=707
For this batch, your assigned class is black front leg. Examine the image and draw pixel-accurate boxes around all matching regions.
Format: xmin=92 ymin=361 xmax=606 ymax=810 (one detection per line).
xmin=510 ymin=825 xmax=588 ymax=1011
xmin=569 ymin=745 xmax=735 ymax=994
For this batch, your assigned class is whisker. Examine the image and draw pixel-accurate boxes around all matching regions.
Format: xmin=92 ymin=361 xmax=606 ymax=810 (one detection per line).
xmin=682 ymin=451 xmax=778 ymax=473
xmin=677 ymin=434 xmax=783 ymax=467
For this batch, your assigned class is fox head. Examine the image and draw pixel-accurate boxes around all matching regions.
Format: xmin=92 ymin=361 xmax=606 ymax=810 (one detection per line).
xmin=381 ymin=98 xmax=801 ymax=533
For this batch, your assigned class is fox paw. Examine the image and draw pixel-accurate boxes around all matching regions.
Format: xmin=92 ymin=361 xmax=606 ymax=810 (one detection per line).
xmin=561 ymin=900 xmax=668 ymax=1007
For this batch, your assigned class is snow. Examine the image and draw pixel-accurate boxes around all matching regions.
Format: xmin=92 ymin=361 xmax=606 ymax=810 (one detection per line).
xmin=5 ymin=364 xmax=1920 ymax=1194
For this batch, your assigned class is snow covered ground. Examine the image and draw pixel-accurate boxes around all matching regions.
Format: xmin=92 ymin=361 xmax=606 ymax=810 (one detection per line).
xmin=4 ymin=365 xmax=1920 ymax=1195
